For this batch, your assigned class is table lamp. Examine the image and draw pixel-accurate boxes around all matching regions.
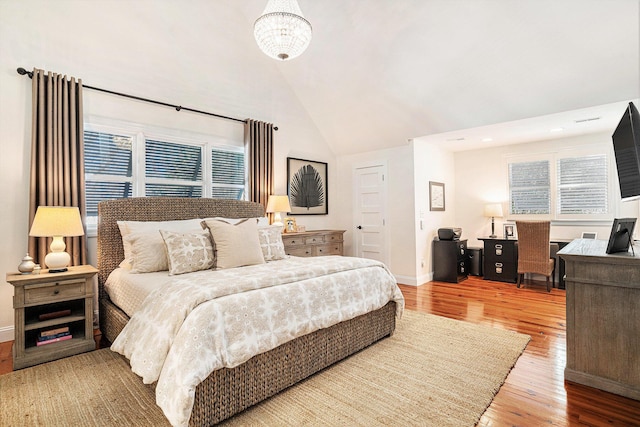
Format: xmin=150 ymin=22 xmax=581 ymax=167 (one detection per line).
xmin=29 ymin=206 xmax=85 ymax=272
xmin=484 ymin=203 xmax=504 ymax=238
xmin=266 ymin=195 xmax=291 ymax=226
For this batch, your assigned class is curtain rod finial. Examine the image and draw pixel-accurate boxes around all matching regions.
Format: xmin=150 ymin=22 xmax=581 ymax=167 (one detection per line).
xmin=17 ymin=67 xmax=33 ymax=78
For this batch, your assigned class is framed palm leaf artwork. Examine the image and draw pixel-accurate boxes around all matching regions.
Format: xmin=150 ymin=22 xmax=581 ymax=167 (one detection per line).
xmin=287 ymin=157 xmax=328 ymax=215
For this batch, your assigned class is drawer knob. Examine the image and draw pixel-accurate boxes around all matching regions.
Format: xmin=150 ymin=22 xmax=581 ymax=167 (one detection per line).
xmin=53 ymin=289 xmax=60 ymax=295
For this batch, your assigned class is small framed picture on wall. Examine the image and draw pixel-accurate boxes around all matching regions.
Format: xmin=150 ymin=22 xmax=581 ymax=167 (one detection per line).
xmin=429 ymin=181 xmax=445 ymax=211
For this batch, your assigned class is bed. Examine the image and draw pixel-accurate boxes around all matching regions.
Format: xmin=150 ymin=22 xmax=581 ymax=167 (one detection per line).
xmin=97 ymin=197 xmax=402 ymax=426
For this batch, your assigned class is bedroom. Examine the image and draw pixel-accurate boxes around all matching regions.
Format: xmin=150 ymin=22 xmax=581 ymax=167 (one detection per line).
xmin=1 ymin=0 xmax=639 ymax=425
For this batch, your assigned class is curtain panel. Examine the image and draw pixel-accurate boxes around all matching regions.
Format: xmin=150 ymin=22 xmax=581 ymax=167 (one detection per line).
xmin=245 ymin=119 xmax=274 ymax=222
xmin=28 ymin=68 xmax=87 ymax=267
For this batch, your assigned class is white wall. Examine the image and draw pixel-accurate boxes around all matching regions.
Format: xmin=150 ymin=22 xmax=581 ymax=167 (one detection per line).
xmin=0 ymin=2 xmax=338 ymax=342
xmin=453 ymin=132 xmax=640 ymax=249
xmin=412 ymin=141 xmax=456 ymax=285
xmin=336 ymin=144 xmax=417 ymax=283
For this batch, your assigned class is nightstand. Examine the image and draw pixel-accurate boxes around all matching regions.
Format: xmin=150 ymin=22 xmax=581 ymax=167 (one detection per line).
xmin=281 ymin=230 xmax=345 ymax=257
xmin=6 ymin=265 xmax=98 ymax=369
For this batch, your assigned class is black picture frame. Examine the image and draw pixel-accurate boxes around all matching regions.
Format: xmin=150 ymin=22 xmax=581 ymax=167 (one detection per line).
xmin=429 ymin=181 xmax=445 ymax=211
xmin=287 ymin=157 xmax=328 ymax=215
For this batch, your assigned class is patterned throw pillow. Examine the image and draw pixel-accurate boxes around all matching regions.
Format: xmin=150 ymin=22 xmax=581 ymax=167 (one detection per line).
xmin=201 ymin=219 xmax=265 ymax=269
xmin=257 ymin=225 xmax=286 ymax=261
xmin=160 ymin=229 xmax=215 ymax=275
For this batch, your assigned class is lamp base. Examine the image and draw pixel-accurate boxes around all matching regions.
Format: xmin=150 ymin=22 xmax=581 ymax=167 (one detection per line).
xmin=44 ymin=249 xmax=71 ymax=271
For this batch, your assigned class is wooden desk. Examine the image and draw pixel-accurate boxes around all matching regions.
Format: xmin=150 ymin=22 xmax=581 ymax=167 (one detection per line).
xmin=559 ymin=239 xmax=640 ymax=400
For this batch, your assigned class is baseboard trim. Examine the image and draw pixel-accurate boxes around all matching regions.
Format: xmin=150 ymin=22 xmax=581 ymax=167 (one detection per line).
xmin=395 ymin=273 xmax=432 ymax=287
xmin=0 ymin=325 xmax=14 ymax=343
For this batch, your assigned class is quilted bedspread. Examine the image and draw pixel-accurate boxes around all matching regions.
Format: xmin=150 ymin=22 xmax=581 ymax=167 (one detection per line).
xmin=111 ymin=256 xmax=404 ymax=427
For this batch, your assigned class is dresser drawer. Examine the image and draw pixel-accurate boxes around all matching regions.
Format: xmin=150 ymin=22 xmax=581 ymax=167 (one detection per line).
xmin=23 ymin=279 xmax=85 ymax=304
xmin=282 ymin=235 xmax=305 ymax=247
xmin=304 ymin=235 xmax=325 ymax=245
xmin=286 ymin=246 xmax=313 ymax=257
xmin=316 ymin=243 xmax=343 ymax=256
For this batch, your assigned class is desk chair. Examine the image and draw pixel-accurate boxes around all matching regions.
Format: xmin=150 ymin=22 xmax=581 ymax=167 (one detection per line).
xmin=515 ymin=220 xmax=555 ymax=292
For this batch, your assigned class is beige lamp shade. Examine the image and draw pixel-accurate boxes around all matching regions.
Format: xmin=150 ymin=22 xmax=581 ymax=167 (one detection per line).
xmin=29 ymin=206 xmax=84 ymax=270
xmin=266 ymin=195 xmax=291 ymax=226
xmin=484 ymin=203 xmax=504 ymax=218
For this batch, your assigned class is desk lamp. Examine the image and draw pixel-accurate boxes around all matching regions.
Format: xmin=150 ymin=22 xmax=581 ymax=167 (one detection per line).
xmin=266 ymin=195 xmax=292 ymax=227
xmin=29 ymin=206 xmax=84 ymax=272
xmin=484 ymin=203 xmax=504 ymax=238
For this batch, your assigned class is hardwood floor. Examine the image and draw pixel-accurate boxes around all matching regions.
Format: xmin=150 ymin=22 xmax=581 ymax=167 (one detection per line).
xmin=400 ymin=276 xmax=640 ymax=426
xmin=1 ymin=276 xmax=638 ymax=425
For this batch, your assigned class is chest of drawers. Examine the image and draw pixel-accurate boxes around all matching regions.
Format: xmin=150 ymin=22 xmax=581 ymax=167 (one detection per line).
xmin=480 ymin=238 xmax=518 ymax=283
xmin=281 ymin=230 xmax=345 ymax=257
xmin=433 ymin=239 xmax=468 ymax=283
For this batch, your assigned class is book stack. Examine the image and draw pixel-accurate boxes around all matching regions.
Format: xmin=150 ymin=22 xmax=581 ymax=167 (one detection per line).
xmin=36 ymin=326 xmax=72 ymax=346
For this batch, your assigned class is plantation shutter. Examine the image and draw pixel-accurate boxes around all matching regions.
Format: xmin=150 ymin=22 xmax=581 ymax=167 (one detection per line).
xmin=84 ymin=130 xmax=133 ymax=217
xmin=509 ymin=160 xmax=550 ymax=214
xmin=211 ymin=148 xmax=245 ymax=199
xmin=145 ymin=139 xmax=202 ymax=197
xmin=557 ymin=154 xmax=608 ymax=214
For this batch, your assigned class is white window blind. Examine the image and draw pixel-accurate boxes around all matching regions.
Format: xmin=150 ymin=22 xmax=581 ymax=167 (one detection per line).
xmin=84 ymin=128 xmax=246 ymax=223
xmin=84 ymin=130 xmax=134 ymax=218
xmin=557 ymin=154 xmax=608 ymax=215
xmin=509 ymin=160 xmax=550 ymax=214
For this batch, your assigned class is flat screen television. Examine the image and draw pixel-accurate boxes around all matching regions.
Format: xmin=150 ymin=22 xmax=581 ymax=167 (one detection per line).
xmin=605 ymin=217 xmax=636 ymax=254
xmin=612 ymin=102 xmax=640 ymax=200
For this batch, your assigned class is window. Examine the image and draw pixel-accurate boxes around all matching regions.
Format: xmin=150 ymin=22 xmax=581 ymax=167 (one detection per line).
xmin=506 ymin=148 xmax=611 ymax=220
xmin=509 ymin=160 xmax=550 ymax=215
xmin=557 ymin=154 xmax=608 ymax=215
xmin=84 ymin=126 xmax=245 ymax=228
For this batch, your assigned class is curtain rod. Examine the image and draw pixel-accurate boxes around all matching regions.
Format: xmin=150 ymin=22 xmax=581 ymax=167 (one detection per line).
xmin=16 ymin=67 xmax=278 ymax=130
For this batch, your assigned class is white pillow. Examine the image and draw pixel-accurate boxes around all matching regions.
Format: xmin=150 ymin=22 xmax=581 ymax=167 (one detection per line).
xmin=201 ymin=219 xmax=265 ymax=269
xmin=257 ymin=225 xmax=286 ymax=261
xmin=203 ymin=216 xmax=269 ymax=226
xmin=117 ymin=219 xmax=203 ymax=268
xmin=160 ymin=229 xmax=215 ymax=275
xmin=125 ymin=231 xmax=169 ymax=273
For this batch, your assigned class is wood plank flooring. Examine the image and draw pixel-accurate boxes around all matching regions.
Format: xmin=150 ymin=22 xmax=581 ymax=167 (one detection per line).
xmin=1 ymin=276 xmax=639 ymax=425
xmin=400 ymin=276 xmax=640 ymax=426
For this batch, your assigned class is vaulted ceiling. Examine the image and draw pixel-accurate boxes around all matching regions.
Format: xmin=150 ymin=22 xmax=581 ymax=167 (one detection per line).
xmin=15 ymin=1 xmax=636 ymax=156
xmin=237 ymin=0 xmax=639 ymax=154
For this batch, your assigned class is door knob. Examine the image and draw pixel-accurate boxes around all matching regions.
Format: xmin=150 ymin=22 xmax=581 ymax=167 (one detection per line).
xmin=356 ymin=225 xmax=362 ymax=229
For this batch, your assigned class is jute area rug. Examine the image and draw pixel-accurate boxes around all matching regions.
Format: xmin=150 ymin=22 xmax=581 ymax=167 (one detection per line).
xmin=0 ymin=310 xmax=529 ymax=427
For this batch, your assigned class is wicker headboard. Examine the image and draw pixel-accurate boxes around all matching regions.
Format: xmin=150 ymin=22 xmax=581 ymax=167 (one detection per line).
xmin=97 ymin=197 xmax=265 ymax=301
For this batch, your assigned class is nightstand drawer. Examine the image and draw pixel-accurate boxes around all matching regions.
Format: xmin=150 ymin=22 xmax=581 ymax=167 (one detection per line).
xmin=24 ymin=279 xmax=85 ymax=305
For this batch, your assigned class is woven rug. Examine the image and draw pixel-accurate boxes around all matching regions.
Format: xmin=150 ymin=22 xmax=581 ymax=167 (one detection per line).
xmin=0 ymin=310 xmax=529 ymax=427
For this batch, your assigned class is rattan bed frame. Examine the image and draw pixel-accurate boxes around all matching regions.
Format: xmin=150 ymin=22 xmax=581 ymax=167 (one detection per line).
xmin=97 ymin=197 xmax=397 ymax=426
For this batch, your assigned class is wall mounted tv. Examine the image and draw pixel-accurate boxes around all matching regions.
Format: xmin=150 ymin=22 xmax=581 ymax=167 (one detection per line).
xmin=612 ymin=101 xmax=640 ymax=200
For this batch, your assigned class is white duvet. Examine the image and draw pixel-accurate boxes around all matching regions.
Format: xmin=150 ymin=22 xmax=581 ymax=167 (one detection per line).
xmin=110 ymin=256 xmax=404 ymax=427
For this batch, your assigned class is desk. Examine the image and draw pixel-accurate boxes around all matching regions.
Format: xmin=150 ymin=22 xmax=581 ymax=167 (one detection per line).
xmin=559 ymin=239 xmax=640 ymax=400
xmin=478 ymin=237 xmax=571 ymax=288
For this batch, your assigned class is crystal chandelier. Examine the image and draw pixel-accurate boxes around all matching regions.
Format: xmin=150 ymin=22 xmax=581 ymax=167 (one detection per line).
xmin=254 ymin=0 xmax=312 ymax=61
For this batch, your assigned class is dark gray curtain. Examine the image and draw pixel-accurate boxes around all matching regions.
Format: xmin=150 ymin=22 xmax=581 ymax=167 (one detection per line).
xmin=245 ymin=119 xmax=274 ymax=222
xmin=28 ymin=68 xmax=87 ymax=266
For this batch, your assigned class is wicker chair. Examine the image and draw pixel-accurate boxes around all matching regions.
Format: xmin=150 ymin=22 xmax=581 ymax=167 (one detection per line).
xmin=515 ymin=220 xmax=555 ymax=292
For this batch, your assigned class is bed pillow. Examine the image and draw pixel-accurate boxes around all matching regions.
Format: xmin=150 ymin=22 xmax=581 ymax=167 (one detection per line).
xmin=160 ymin=229 xmax=215 ymax=275
xmin=201 ymin=218 xmax=265 ymax=269
xmin=257 ymin=225 xmax=286 ymax=261
xmin=203 ymin=216 xmax=270 ymax=226
xmin=117 ymin=219 xmax=203 ymax=269
xmin=124 ymin=231 xmax=169 ymax=273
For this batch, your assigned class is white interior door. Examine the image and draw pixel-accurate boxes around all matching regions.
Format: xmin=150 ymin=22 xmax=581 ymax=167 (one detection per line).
xmin=354 ymin=164 xmax=388 ymax=265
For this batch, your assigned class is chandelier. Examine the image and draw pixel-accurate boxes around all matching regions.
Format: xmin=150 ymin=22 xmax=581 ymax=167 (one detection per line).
xmin=254 ymin=0 xmax=312 ymax=61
